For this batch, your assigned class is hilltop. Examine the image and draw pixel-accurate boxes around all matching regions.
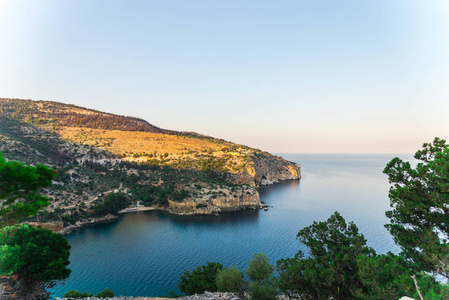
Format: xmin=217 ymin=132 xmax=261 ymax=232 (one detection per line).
xmin=0 ymin=98 xmax=300 ymax=233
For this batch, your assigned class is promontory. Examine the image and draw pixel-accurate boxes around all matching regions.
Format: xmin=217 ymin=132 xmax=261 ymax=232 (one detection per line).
xmin=0 ymin=98 xmax=300 ymax=234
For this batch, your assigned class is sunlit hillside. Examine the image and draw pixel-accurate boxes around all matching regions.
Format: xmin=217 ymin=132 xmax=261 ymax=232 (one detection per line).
xmin=0 ymin=98 xmax=300 ymax=231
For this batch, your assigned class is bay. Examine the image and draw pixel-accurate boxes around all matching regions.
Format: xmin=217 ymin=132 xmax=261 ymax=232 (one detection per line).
xmin=52 ymin=153 xmax=409 ymax=297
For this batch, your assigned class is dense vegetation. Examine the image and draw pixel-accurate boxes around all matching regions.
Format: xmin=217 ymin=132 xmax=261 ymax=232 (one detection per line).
xmin=384 ymin=137 xmax=449 ymax=277
xmin=0 ymin=158 xmax=71 ymax=300
xmin=0 ymin=152 xmax=55 ymax=226
xmin=92 ymin=192 xmax=131 ymax=216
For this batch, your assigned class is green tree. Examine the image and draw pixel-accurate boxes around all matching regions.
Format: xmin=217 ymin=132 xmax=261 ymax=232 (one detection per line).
xmin=355 ymin=252 xmax=416 ymax=299
xmin=384 ymin=137 xmax=449 ymax=276
xmin=0 ymin=152 xmax=56 ymax=226
xmin=246 ymin=253 xmax=276 ymax=300
xmin=246 ymin=252 xmax=275 ymax=283
xmin=216 ymin=266 xmax=244 ymax=293
xmin=96 ymin=287 xmax=115 ymax=298
xmin=178 ymin=262 xmax=223 ymax=295
xmin=0 ymin=224 xmax=71 ymax=299
xmin=277 ymin=212 xmax=375 ymax=300
xmin=93 ymin=192 xmax=130 ymax=216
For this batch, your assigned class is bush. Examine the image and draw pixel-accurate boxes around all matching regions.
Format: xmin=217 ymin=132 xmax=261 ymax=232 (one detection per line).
xmin=96 ymin=287 xmax=115 ymax=298
xmin=246 ymin=253 xmax=276 ymax=299
xmin=216 ymin=266 xmax=244 ymax=293
xmin=63 ymin=289 xmax=93 ymax=298
xmin=178 ymin=262 xmax=223 ymax=295
xmin=248 ymin=281 xmax=277 ymax=300
xmin=246 ymin=253 xmax=274 ymax=283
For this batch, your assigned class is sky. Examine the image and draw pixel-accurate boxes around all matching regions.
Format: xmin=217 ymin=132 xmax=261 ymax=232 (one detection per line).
xmin=0 ymin=0 xmax=448 ymax=154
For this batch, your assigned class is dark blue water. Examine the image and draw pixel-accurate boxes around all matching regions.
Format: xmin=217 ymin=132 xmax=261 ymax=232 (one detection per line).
xmin=52 ymin=154 xmax=409 ymax=297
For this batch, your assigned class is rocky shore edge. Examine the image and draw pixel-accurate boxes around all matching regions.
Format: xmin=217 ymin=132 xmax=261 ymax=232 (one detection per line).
xmin=55 ymin=291 xmax=291 ymax=300
xmin=36 ymin=175 xmax=298 ymax=236
xmin=55 ymin=292 xmax=240 ymax=300
xmin=58 ymin=214 xmax=118 ymax=235
xmin=56 ymin=203 xmax=267 ymax=236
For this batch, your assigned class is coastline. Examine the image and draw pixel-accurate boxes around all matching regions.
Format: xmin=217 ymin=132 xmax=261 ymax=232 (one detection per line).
xmin=55 ymin=177 xmax=299 ymax=236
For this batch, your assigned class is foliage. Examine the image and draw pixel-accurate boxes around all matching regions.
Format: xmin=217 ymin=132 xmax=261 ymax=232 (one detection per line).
xmin=178 ymin=262 xmax=223 ymax=295
xmin=413 ymin=273 xmax=449 ymax=300
xmin=93 ymin=192 xmax=131 ymax=216
xmin=216 ymin=266 xmax=244 ymax=293
xmin=246 ymin=253 xmax=277 ymax=300
xmin=0 ymin=224 xmax=71 ymax=298
xmin=355 ymin=252 xmax=416 ymax=299
xmin=384 ymin=137 xmax=449 ymax=276
xmin=0 ymin=224 xmax=71 ymax=281
xmin=248 ymin=281 xmax=277 ymax=300
xmin=0 ymin=152 xmax=55 ymax=225
xmin=63 ymin=289 xmax=93 ymax=298
xmin=246 ymin=253 xmax=275 ymax=283
xmin=277 ymin=212 xmax=375 ymax=299
xmin=96 ymin=287 xmax=115 ymax=298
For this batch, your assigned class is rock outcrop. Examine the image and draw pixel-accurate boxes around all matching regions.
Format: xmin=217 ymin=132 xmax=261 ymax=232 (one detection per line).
xmin=237 ymin=154 xmax=301 ymax=186
xmin=166 ymin=187 xmax=261 ymax=215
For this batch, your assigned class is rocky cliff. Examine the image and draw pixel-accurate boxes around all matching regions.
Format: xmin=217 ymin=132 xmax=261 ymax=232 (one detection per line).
xmin=237 ymin=153 xmax=300 ymax=186
xmin=167 ymin=187 xmax=261 ymax=215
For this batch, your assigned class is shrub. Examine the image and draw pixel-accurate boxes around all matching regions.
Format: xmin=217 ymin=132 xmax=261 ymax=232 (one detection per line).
xmin=96 ymin=287 xmax=115 ymax=298
xmin=216 ymin=266 xmax=244 ymax=293
xmin=63 ymin=289 xmax=93 ymax=298
xmin=246 ymin=253 xmax=274 ymax=283
xmin=178 ymin=262 xmax=223 ymax=295
xmin=248 ymin=281 xmax=277 ymax=300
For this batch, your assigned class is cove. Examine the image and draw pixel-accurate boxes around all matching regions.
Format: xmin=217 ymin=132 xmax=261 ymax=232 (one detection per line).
xmin=52 ymin=154 xmax=406 ymax=297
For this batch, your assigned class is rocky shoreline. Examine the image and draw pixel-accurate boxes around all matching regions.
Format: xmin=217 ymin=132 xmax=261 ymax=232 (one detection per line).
xmin=49 ymin=173 xmax=298 ymax=236
xmin=54 ymin=291 xmax=291 ymax=300
xmin=58 ymin=214 xmax=118 ymax=235
xmin=55 ymin=292 xmax=240 ymax=300
xmin=56 ymin=203 xmax=266 ymax=236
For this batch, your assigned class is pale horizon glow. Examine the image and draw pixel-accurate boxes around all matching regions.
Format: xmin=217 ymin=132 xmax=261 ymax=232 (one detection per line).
xmin=0 ymin=0 xmax=448 ymax=154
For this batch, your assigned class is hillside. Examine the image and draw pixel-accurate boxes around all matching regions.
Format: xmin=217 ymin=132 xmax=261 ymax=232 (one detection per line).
xmin=0 ymin=98 xmax=300 ymax=233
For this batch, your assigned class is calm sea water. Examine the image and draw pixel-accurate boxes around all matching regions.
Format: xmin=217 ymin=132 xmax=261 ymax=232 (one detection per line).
xmin=52 ymin=154 xmax=410 ymax=298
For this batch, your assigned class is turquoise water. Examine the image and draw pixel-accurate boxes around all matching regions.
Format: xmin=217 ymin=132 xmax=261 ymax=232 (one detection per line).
xmin=52 ymin=154 xmax=407 ymax=297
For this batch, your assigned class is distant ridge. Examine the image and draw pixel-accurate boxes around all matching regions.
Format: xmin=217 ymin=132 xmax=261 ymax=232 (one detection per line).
xmin=0 ymin=98 xmax=166 ymax=133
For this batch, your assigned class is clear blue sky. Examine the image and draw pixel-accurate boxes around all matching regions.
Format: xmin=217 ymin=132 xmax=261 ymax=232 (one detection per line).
xmin=1 ymin=0 xmax=448 ymax=153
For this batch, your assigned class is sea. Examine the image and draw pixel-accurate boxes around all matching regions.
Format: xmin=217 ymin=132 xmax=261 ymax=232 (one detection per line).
xmin=51 ymin=153 xmax=411 ymax=298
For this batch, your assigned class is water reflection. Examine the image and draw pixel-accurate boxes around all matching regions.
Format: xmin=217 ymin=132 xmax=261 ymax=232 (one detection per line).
xmin=166 ymin=209 xmax=260 ymax=225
